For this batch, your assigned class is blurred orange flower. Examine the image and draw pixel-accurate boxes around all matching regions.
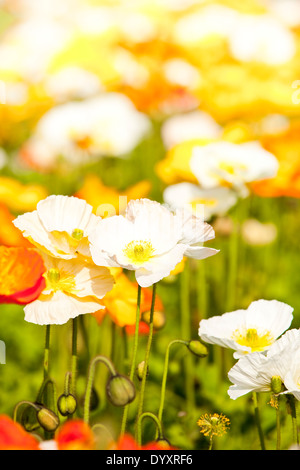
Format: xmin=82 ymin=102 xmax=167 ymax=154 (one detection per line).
xmin=55 ymin=420 xmax=96 ymax=451
xmin=251 ymin=122 xmax=300 ymax=198
xmin=92 ymin=270 xmax=164 ymax=331
xmin=0 ymin=204 xmax=31 ymax=247
xmin=0 ymin=246 xmax=46 ymax=304
xmin=0 ymin=416 xmax=96 ymax=450
xmin=0 ymin=415 xmax=40 ymax=450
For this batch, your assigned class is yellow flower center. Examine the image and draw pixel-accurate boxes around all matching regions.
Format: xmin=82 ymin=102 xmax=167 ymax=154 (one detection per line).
xmin=218 ymin=161 xmax=247 ymax=176
xmin=44 ymin=268 xmax=77 ymax=294
xmin=191 ymin=198 xmax=217 ymax=209
xmin=72 ymin=228 xmax=84 ymax=241
xmin=123 ymin=240 xmax=155 ymax=265
xmin=231 ymin=327 xmax=274 ymax=352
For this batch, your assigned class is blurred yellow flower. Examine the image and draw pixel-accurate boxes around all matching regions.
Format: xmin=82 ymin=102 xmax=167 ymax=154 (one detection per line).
xmin=0 ymin=176 xmax=48 ymax=212
xmin=74 ymin=174 xmax=151 ymax=217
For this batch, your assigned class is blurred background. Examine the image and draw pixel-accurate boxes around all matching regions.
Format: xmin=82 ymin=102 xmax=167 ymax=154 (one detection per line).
xmin=0 ymin=0 xmax=300 ymax=450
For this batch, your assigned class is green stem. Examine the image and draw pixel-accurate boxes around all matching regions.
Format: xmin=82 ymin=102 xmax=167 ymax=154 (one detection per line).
xmin=197 ymin=261 xmax=207 ymax=320
xmin=276 ymin=396 xmax=281 ymax=450
xmin=288 ymin=395 xmax=298 ymax=445
xmin=71 ymin=317 xmax=78 ymax=397
xmin=158 ymin=339 xmax=188 ymax=426
xmin=252 ymin=392 xmax=266 ymax=450
xmin=137 ymin=412 xmax=163 ymax=447
xmin=83 ymin=355 xmax=117 ymax=424
xmin=13 ymin=400 xmax=40 ymax=423
xmin=136 ymin=283 xmax=157 ymax=445
xmin=44 ymin=325 xmax=51 ymax=379
xmin=180 ymin=266 xmax=195 ymax=413
xmin=120 ymin=284 xmax=142 ymax=437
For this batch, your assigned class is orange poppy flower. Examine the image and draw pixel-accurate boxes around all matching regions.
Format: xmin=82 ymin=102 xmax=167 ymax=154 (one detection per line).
xmin=93 ymin=271 xmax=165 ymax=332
xmin=0 ymin=246 xmax=46 ymax=304
xmin=251 ymin=122 xmax=300 ymax=198
xmin=0 ymin=415 xmax=40 ymax=450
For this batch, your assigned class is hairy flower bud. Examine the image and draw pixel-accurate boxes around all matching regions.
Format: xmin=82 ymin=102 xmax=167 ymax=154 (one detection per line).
xmin=57 ymin=394 xmax=77 ymax=417
xmin=271 ymin=375 xmax=283 ymax=395
xmin=36 ymin=406 xmax=60 ymax=433
xmin=188 ymin=340 xmax=208 ymax=357
xmin=106 ymin=374 xmax=136 ymax=407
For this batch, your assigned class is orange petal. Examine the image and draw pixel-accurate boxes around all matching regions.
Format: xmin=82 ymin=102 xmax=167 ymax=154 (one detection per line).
xmin=56 ymin=420 xmax=96 ymax=450
xmin=0 ymin=415 xmax=40 ymax=450
xmin=0 ymin=246 xmax=46 ymax=304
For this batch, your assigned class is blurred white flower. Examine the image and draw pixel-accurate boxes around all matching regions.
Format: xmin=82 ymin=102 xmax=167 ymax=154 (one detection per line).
xmin=19 ymin=93 xmax=151 ymax=170
xmin=199 ymin=299 xmax=294 ymax=359
xmin=89 ymin=198 xmax=218 ymax=288
xmin=163 ymin=59 xmax=202 ymax=90
xmin=13 ymin=195 xmax=102 ymax=260
xmin=173 ymin=4 xmax=239 ymax=44
xmin=45 ymin=66 xmax=104 ymax=102
xmin=241 ymin=219 xmax=277 ymax=246
xmin=190 ymin=141 xmax=279 ymax=195
xmin=163 ymin=183 xmax=237 ymax=221
xmin=228 ymin=14 xmax=296 ymax=65
xmin=228 ymin=329 xmax=300 ymax=399
xmin=0 ymin=148 xmax=7 ymax=170
xmin=24 ymin=253 xmax=114 ymax=325
xmin=161 ymin=110 xmax=222 ymax=150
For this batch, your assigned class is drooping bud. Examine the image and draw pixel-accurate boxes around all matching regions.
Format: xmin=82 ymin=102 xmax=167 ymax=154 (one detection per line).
xmin=187 ymin=340 xmax=208 ymax=358
xmin=57 ymin=394 xmax=77 ymax=417
xmin=36 ymin=406 xmax=60 ymax=433
xmin=271 ymin=375 xmax=283 ymax=394
xmin=106 ymin=374 xmax=136 ymax=407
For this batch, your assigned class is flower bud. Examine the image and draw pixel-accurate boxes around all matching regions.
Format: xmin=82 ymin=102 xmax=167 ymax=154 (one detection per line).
xmin=21 ymin=405 xmax=40 ymax=432
xmin=142 ymin=310 xmax=166 ymax=330
xmin=187 ymin=340 xmax=208 ymax=358
xmin=136 ymin=361 xmax=148 ymax=381
xmin=57 ymin=394 xmax=77 ymax=417
xmin=36 ymin=406 xmax=60 ymax=433
xmin=271 ymin=375 xmax=283 ymax=394
xmin=106 ymin=374 xmax=136 ymax=407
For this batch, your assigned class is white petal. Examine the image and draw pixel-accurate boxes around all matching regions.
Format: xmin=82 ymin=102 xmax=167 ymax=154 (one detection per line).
xmin=24 ymin=291 xmax=105 ymax=325
xmin=135 ymin=244 xmax=187 ymax=288
xmin=36 ymin=195 xmax=95 ymax=233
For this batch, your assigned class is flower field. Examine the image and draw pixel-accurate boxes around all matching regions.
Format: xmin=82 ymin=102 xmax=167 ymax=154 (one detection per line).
xmin=1 ymin=0 xmax=300 ymax=451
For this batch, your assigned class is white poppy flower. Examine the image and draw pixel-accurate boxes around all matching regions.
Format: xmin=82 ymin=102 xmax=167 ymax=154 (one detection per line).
xmin=24 ymin=253 xmax=114 ymax=325
xmin=20 ymin=93 xmax=151 ymax=170
xmin=161 ymin=110 xmax=221 ymax=150
xmin=89 ymin=198 xmax=219 ymax=288
xmin=190 ymin=141 xmax=279 ymax=195
xmin=228 ymin=329 xmax=300 ymax=400
xmin=282 ymin=340 xmax=300 ymax=401
xmin=199 ymin=299 xmax=294 ymax=359
xmin=163 ymin=182 xmax=237 ymax=221
xmin=13 ymin=195 xmax=102 ymax=260
xmin=228 ymin=14 xmax=296 ymax=65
